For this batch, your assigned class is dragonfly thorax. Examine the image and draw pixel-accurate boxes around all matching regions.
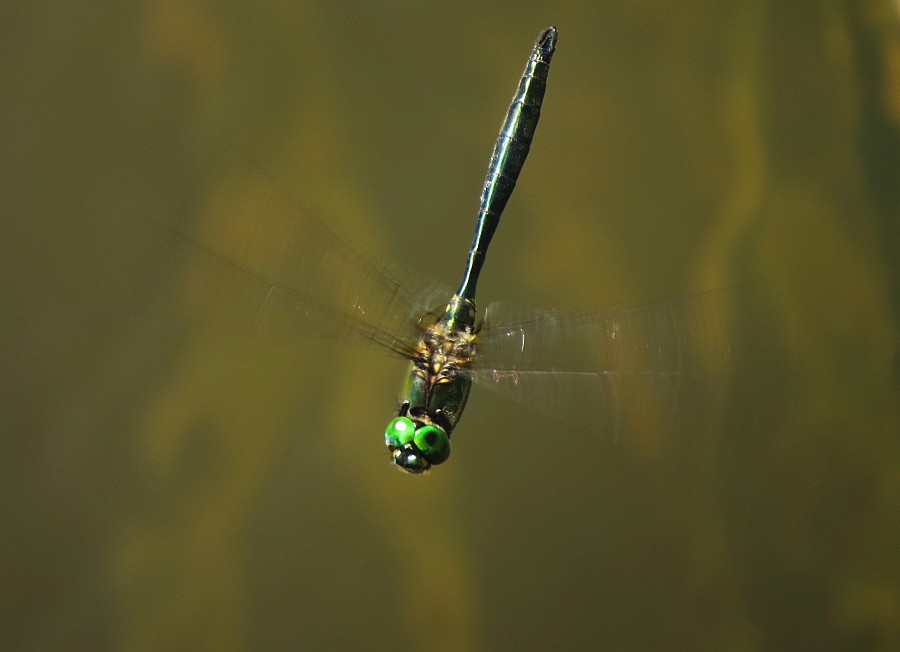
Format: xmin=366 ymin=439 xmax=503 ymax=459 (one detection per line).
xmin=413 ymin=321 xmax=477 ymax=386
xmin=385 ymin=295 xmax=478 ymax=473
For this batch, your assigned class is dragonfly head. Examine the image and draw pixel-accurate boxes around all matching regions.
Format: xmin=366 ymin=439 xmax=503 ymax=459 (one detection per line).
xmin=384 ymin=416 xmax=451 ymax=474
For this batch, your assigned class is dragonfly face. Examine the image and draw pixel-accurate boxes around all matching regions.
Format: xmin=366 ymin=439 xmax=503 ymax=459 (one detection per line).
xmin=385 ymin=414 xmax=450 ymax=474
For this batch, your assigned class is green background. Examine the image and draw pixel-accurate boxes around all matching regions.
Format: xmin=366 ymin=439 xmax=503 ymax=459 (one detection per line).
xmin=3 ymin=1 xmax=899 ymax=650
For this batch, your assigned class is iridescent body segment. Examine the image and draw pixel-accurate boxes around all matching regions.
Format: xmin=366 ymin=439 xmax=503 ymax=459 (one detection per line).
xmin=385 ymin=28 xmax=557 ymax=473
xmin=457 ymin=27 xmax=557 ymax=302
xmin=403 ymin=296 xmax=477 ymax=434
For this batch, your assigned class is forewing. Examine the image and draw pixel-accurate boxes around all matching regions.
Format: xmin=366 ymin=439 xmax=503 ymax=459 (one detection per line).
xmin=159 ymin=146 xmax=452 ymax=357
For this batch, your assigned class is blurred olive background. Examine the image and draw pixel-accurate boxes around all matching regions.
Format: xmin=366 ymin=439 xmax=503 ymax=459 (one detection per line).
xmin=3 ymin=1 xmax=899 ymax=650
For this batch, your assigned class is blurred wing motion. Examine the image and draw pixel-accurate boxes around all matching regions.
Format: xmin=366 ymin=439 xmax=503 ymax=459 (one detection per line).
xmin=470 ymin=290 xmax=738 ymax=451
xmin=161 ymin=146 xmax=452 ymax=357
xmin=153 ymin=144 xmax=759 ymax=457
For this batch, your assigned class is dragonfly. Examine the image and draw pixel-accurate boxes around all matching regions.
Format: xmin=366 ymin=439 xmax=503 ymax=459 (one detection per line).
xmin=169 ymin=27 xmax=739 ymax=474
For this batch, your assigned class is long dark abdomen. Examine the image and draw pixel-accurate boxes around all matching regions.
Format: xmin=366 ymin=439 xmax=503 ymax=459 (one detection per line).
xmin=456 ymin=26 xmax=557 ymax=301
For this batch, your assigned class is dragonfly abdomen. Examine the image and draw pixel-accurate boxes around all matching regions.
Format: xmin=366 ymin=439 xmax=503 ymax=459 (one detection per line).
xmin=457 ymin=27 xmax=557 ymax=301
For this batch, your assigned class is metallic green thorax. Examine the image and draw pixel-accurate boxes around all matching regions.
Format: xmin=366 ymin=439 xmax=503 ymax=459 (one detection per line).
xmin=402 ymin=294 xmax=477 ymax=434
xmin=387 ymin=27 xmax=557 ymax=473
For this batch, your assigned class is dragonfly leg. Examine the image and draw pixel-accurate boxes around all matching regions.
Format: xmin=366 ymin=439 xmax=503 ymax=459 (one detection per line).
xmin=433 ymin=409 xmax=453 ymax=435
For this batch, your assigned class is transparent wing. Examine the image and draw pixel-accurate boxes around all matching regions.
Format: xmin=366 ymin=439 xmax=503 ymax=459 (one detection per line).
xmin=468 ymin=290 xmax=739 ymax=451
xmin=159 ymin=145 xmax=453 ymax=357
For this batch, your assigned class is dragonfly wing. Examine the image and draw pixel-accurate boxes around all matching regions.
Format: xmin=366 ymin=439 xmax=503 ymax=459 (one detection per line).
xmin=160 ymin=147 xmax=453 ymax=358
xmin=469 ymin=290 xmax=737 ymax=451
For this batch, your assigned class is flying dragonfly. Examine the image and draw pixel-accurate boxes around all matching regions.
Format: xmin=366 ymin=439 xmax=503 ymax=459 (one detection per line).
xmin=169 ymin=27 xmax=739 ymax=474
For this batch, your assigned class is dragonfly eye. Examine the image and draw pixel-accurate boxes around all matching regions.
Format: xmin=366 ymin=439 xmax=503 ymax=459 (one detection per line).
xmin=384 ymin=416 xmax=416 ymax=447
xmin=414 ymin=425 xmax=451 ymax=465
xmin=386 ymin=417 xmax=437 ymax=474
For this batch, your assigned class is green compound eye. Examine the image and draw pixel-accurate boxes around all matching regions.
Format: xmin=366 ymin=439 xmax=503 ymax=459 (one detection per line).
xmin=414 ymin=425 xmax=451 ymax=465
xmin=385 ymin=417 xmax=416 ymax=447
